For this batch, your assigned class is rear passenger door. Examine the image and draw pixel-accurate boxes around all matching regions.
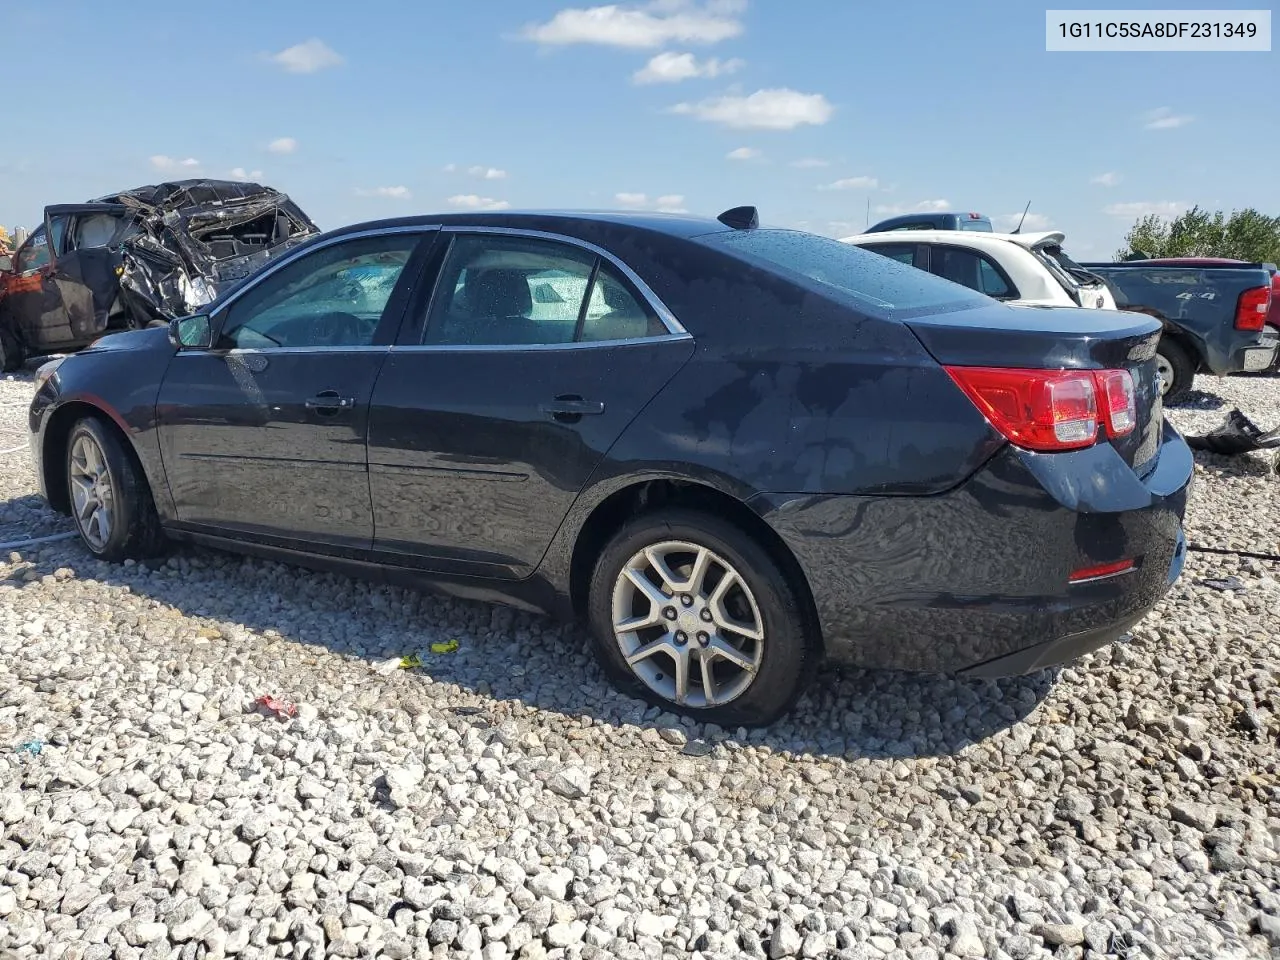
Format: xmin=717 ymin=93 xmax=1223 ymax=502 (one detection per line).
xmin=367 ymin=229 xmax=695 ymax=578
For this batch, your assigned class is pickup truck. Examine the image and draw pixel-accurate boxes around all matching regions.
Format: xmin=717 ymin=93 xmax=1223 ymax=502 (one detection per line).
xmin=1081 ymin=258 xmax=1277 ymax=400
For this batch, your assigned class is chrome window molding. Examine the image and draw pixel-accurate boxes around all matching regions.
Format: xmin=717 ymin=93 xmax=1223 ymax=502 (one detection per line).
xmin=173 ymin=335 xmax=690 ymax=358
xmin=437 ymin=225 xmax=689 ymax=337
xmin=180 ymin=220 xmax=692 ymax=354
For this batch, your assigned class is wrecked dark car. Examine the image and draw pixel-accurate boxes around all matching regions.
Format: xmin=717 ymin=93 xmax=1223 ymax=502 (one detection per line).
xmin=0 ymin=179 xmax=318 ymax=370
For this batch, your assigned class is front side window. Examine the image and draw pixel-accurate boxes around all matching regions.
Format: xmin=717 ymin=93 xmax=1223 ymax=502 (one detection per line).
xmin=423 ymin=234 xmax=664 ymax=346
xmin=217 ymin=233 xmax=420 ymax=349
xmin=706 ymin=229 xmax=989 ymax=317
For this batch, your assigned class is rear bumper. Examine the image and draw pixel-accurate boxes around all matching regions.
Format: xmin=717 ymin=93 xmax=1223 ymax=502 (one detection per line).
xmin=751 ymin=421 xmax=1193 ymax=676
xmin=1206 ymin=331 xmax=1278 ymax=375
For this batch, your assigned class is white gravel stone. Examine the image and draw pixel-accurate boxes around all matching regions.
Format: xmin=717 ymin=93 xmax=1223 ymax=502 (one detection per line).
xmin=0 ymin=369 xmax=1277 ymax=960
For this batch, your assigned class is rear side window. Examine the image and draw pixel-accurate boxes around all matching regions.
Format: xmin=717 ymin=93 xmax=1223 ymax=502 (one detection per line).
xmin=423 ymin=234 xmax=666 ymax=346
xmin=705 ymin=229 xmax=989 ymax=317
xmin=859 ymin=243 xmax=917 ymax=266
xmin=931 ymin=247 xmax=1014 ymax=299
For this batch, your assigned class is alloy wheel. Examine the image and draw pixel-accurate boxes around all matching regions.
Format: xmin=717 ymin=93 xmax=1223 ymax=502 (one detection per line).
xmin=611 ymin=540 xmax=765 ymax=708
xmin=69 ymin=433 xmax=115 ymax=551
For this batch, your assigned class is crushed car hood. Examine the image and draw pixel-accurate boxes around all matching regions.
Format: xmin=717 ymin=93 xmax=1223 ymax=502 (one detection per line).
xmin=96 ymin=179 xmax=320 ymax=324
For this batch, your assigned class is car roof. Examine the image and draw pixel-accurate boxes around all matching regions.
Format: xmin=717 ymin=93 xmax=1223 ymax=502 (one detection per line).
xmin=324 ymin=209 xmax=737 ymax=243
xmin=841 ymin=229 xmax=1067 ymax=250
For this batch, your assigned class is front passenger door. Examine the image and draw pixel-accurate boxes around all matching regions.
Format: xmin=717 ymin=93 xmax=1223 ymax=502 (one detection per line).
xmin=156 ymin=229 xmax=434 ymax=553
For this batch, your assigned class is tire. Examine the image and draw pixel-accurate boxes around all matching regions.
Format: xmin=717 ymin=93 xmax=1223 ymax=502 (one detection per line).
xmin=65 ymin=417 xmax=168 ymax=562
xmin=587 ymin=507 xmax=815 ymax=727
xmin=1156 ymin=337 xmax=1195 ymax=403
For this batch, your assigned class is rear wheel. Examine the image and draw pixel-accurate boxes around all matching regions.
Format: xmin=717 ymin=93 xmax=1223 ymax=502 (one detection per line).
xmin=66 ymin=417 xmax=167 ymax=562
xmin=1156 ymin=337 xmax=1194 ymax=402
xmin=587 ymin=508 xmax=814 ymax=727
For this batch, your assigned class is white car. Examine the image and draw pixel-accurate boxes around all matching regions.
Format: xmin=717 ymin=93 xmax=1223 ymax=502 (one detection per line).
xmin=842 ymin=229 xmax=1118 ymax=311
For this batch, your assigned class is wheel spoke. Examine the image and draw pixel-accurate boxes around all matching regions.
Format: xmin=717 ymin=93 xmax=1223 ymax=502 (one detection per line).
xmin=699 ymin=654 xmax=719 ymax=705
xmin=93 ymin=506 xmax=111 ymax=543
xmin=623 ymin=567 xmax=670 ymax=612
xmin=670 ymin=645 xmax=690 ymax=706
xmin=681 ymin=546 xmax=712 ymax=594
xmin=642 ymin=546 xmax=683 ymax=593
xmin=625 ymin=636 xmax=673 ymax=667
xmin=615 ymin=605 xmax=664 ymax=635
xmin=709 ymin=571 xmax=764 ymax=641
xmin=708 ymin=636 xmax=757 ymax=673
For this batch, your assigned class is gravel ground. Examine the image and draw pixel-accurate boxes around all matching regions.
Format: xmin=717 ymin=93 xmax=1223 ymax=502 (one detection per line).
xmin=1 ymin=368 xmax=1278 ymax=960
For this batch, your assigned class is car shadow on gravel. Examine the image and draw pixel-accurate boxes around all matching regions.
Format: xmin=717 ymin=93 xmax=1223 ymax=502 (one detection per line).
xmin=1165 ymin=389 xmax=1226 ymax=411
xmin=3 ymin=519 xmax=1057 ymax=760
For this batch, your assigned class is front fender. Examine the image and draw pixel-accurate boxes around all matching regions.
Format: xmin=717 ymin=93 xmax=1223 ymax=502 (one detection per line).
xmin=30 ymin=328 xmax=175 ymax=518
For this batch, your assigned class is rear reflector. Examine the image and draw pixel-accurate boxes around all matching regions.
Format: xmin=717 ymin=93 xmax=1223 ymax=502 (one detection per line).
xmin=1235 ymin=285 xmax=1271 ymax=331
xmin=943 ymin=366 xmax=1137 ymax=452
xmin=1069 ymin=558 xmax=1136 ymax=583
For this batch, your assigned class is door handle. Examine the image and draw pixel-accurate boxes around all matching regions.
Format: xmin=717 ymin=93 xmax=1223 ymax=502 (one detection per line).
xmin=305 ymin=391 xmax=356 ymax=415
xmin=540 ymin=395 xmax=605 ymax=423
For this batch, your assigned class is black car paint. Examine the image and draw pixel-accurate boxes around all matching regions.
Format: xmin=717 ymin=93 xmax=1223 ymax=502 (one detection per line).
xmin=1082 ymin=260 xmax=1276 ymax=376
xmin=29 ymin=211 xmax=1192 ymax=677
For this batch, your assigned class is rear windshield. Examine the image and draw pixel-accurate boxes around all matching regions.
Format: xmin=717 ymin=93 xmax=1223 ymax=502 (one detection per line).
xmin=959 ymin=219 xmax=993 ymax=231
xmin=703 ymin=229 xmax=989 ymax=318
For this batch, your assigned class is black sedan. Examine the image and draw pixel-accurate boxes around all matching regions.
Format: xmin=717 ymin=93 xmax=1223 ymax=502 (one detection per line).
xmin=27 ymin=207 xmax=1192 ymax=726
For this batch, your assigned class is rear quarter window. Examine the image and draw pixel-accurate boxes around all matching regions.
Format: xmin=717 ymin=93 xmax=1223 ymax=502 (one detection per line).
xmin=704 ymin=229 xmax=989 ymax=319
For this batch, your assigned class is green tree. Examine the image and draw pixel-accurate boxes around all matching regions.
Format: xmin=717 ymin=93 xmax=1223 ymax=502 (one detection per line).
xmin=1115 ymin=205 xmax=1280 ymax=263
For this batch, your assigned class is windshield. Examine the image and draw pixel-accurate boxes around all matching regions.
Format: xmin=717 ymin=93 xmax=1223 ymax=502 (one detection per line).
xmin=703 ymin=229 xmax=989 ymax=318
xmin=959 ymin=219 xmax=993 ymax=231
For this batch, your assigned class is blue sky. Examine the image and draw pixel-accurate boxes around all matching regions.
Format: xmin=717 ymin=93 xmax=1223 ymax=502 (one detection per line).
xmin=1 ymin=1 xmax=1274 ymax=259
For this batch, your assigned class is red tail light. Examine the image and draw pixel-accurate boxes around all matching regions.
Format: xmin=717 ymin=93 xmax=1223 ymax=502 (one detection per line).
xmin=1235 ymin=285 xmax=1271 ymax=331
xmin=944 ymin=366 xmax=1137 ymax=453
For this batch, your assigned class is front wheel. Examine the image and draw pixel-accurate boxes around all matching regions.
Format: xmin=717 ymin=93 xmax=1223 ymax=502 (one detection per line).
xmin=65 ymin=417 xmax=167 ymax=562
xmin=587 ymin=508 xmax=815 ymax=727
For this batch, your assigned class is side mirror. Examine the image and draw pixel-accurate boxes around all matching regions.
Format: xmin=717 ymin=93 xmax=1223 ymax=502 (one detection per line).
xmin=169 ymin=314 xmax=213 ymax=350
xmin=0 ymin=255 xmax=12 ymax=273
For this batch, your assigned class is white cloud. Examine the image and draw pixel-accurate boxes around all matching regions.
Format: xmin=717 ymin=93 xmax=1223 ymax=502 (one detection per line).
xmin=632 ymin=51 xmax=744 ymax=84
xmin=356 ymin=186 xmax=412 ymax=199
xmin=993 ymin=212 xmax=1052 ymax=232
xmin=819 ymin=176 xmax=878 ymax=191
xmin=1104 ymin=201 xmax=1188 ymax=219
xmin=615 ymin=192 xmax=687 ymax=213
xmin=268 ymin=137 xmax=297 ymax=155
xmin=790 ymin=158 xmax=829 ymax=168
xmin=447 ymin=194 xmax=511 ymax=210
xmin=229 ymin=167 xmax=264 ymax=182
xmin=726 ymin=146 xmax=760 ymax=161
xmin=467 ymin=166 xmax=508 ymax=180
xmin=522 ymin=1 xmax=744 ymax=48
xmin=670 ymin=88 xmax=833 ymax=130
xmin=442 ymin=163 xmax=458 ymax=173
xmin=150 ymin=155 xmax=200 ymax=172
xmin=270 ymin=38 xmax=344 ymax=74
xmin=1143 ymin=106 xmax=1193 ymax=130
xmin=1090 ymin=171 xmax=1120 ymax=187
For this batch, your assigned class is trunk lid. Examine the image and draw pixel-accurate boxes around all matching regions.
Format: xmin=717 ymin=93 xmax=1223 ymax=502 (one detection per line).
xmin=907 ymin=302 xmax=1165 ymax=471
